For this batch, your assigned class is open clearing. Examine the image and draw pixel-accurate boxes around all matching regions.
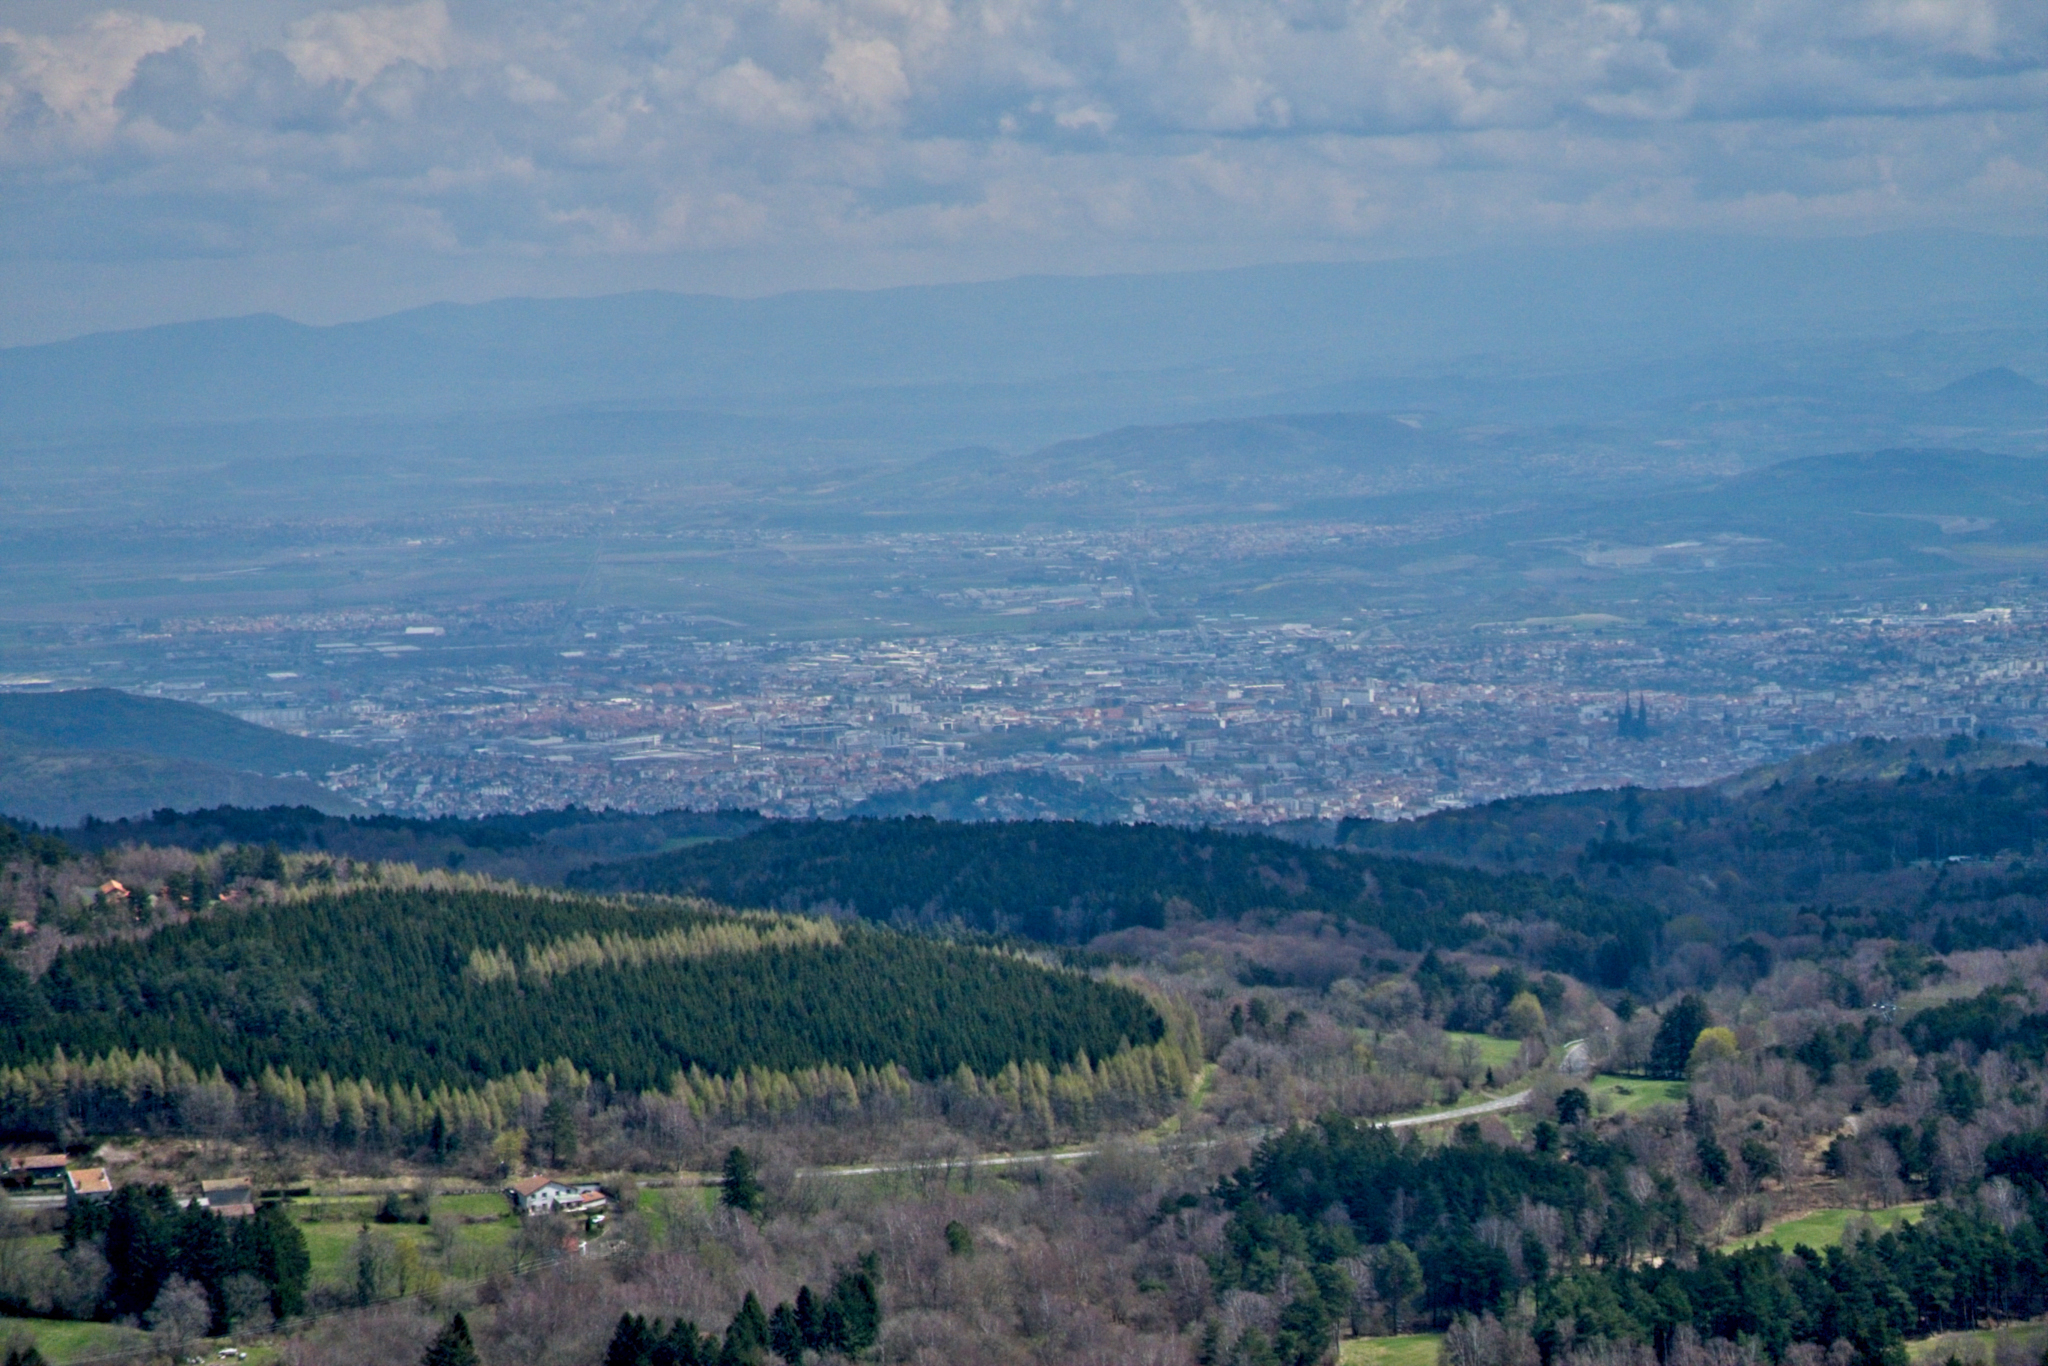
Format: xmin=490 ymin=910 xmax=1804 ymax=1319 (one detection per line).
xmin=1727 ymin=1203 xmax=1927 ymax=1253
xmin=296 ymin=1191 xmax=522 ymax=1288
xmin=1442 ymin=1032 xmax=1524 ymax=1073
xmin=0 ymin=1316 xmax=150 ymax=1364
xmin=1585 ymin=1074 xmax=1689 ymax=1114
xmin=1909 ymin=1317 xmax=2048 ymax=1362
xmin=1341 ymin=1331 xmax=1444 ymax=1365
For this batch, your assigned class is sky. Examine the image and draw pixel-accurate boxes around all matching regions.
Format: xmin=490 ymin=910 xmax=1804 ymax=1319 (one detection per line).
xmin=1 ymin=0 xmax=2044 ymax=345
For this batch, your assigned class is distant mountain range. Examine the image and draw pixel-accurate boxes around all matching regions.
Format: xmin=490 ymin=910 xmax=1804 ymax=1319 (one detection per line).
xmin=0 ymin=690 xmax=363 ymax=825
xmin=1911 ymin=366 xmax=2048 ymax=424
xmin=3 ymin=233 xmax=2043 ymax=434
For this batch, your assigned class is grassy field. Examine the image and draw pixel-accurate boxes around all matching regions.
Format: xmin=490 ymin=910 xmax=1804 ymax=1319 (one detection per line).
xmin=0 ymin=1316 xmax=150 ymax=1365
xmin=1443 ymin=1033 xmax=1524 ymax=1073
xmin=1909 ymin=1318 xmax=2048 ymax=1362
xmin=1726 ymin=1203 xmax=1926 ymax=1253
xmin=1584 ymin=1074 xmax=1689 ymax=1114
xmin=295 ymin=1191 xmax=522 ymax=1288
xmin=1340 ymin=1332 xmax=1443 ymax=1365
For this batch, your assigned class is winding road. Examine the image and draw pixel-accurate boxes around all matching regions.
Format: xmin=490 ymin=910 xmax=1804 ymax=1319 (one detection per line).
xmin=793 ymin=1040 xmax=1584 ymax=1181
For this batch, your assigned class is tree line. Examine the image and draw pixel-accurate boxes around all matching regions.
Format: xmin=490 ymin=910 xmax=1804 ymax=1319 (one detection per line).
xmin=1205 ymin=1107 xmax=2048 ymax=1366
xmin=51 ymin=1187 xmax=309 ymax=1335
xmin=0 ymin=1011 xmax=1201 ymax=1161
xmin=603 ymin=1258 xmax=881 ymax=1365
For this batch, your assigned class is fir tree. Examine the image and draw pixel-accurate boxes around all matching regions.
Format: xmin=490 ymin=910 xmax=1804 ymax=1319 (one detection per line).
xmin=768 ymin=1301 xmax=804 ymax=1364
xmin=822 ymin=1262 xmax=881 ymax=1356
xmin=1648 ymin=995 xmax=1712 ymax=1078
xmin=721 ymin=1291 xmax=770 ymax=1366
xmin=606 ymin=1313 xmax=655 ymax=1366
xmin=794 ymin=1285 xmax=825 ymax=1353
xmin=421 ymin=1312 xmax=479 ymax=1366
xmin=720 ymin=1147 xmax=763 ymax=1217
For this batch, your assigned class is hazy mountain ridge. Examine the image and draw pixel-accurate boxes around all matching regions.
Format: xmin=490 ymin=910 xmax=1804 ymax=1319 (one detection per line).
xmin=0 ymin=750 xmax=365 ymax=828
xmin=0 ymin=690 xmax=366 ymax=825
xmin=0 ymin=689 xmax=358 ymax=774
xmin=5 ymin=235 xmax=2044 ymax=434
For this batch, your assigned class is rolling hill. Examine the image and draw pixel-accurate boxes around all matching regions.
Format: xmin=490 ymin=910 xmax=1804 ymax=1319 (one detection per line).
xmin=566 ymin=817 xmax=1659 ymax=982
xmin=4 ymin=887 xmax=1161 ymax=1092
xmin=1337 ymin=736 xmax=2048 ymax=956
xmin=0 ymin=690 xmax=364 ymax=825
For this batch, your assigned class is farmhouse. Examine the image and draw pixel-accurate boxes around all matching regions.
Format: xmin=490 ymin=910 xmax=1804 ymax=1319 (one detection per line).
xmin=504 ymin=1175 xmax=607 ymax=1217
xmin=65 ymin=1168 xmax=112 ymax=1206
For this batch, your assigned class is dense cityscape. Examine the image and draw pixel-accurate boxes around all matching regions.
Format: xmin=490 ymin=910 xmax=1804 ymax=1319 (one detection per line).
xmin=9 ymin=583 xmax=2037 ymax=823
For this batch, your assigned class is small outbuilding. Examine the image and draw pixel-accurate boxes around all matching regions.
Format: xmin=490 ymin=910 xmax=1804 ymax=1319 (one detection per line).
xmin=3 ymin=1154 xmax=70 ymax=1189
xmin=199 ymin=1177 xmax=256 ymax=1218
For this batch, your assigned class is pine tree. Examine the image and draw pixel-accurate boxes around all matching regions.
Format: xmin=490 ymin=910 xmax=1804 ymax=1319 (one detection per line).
xmin=720 ymin=1147 xmax=763 ymax=1217
xmin=822 ymin=1263 xmax=881 ymax=1356
xmin=606 ymin=1313 xmax=654 ymax=1366
xmin=1649 ymin=995 xmax=1712 ymax=1078
xmin=768 ymin=1302 xmax=804 ymax=1364
xmin=421 ymin=1312 xmax=479 ymax=1366
xmin=721 ymin=1291 xmax=770 ymax=1365
xmin=542 ymin=1096 xmax=578 ymax=1167
xmin=794 ymin=1285 xmax=825 ymax=1352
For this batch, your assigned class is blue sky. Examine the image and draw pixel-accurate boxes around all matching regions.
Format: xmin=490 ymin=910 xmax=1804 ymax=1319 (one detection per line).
xmin=1 ymin=0 xmax=2043 ymax=343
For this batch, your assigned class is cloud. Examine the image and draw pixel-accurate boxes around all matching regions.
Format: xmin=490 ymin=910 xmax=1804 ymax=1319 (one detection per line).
xmin=0 ymin=0 xmax=2043 ymax=313
xmin=284 ymin=0 xmax=452 ymax=87
xmin=0 ymin=10 xmax=203 ymax=149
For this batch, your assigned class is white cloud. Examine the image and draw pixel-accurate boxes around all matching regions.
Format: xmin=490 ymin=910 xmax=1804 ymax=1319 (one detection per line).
xmin=0 ymin=0 xmax=2043 ymax=314
xmin=284 ymin=0 xmax=451 ymax=87
xmin=0 ymin=10 xmax=202 ymax=149
xmin=701 ymin=59 xmax=820 ymax=131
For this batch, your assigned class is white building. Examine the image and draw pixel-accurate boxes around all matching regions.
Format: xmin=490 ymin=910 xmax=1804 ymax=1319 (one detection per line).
xmin=504 ymin=1176 xmax=606 ymax=1217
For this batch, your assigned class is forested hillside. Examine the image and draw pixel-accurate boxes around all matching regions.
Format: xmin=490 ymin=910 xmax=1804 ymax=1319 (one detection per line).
xmin=1213 ymin=1106 xmax=2048 ymax=1366
xmin=53 ymin=803 xmax=763 ymax=885
xmin=568 ymin=817 xmax=1659 ymax=982
xmin=1337 ymin=736 xmax=2048 ymax=972
xmin=0 ymin=886 xmax=1160 ymax=1092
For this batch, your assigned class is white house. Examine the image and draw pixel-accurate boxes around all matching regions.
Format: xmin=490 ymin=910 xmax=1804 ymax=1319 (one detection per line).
xmin=504 ymin=1175 xmax=606 ymax=1217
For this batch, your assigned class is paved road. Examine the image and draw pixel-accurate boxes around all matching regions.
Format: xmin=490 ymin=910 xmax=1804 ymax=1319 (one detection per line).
xmin=12 ymin=1041 xmax=1582 ymax=1205
xmin=812 ymin=1147 xmax=1103 ymax=1179
xmin=1380 ymin=1089 xmax=1532 ymax=1129
xmin=797 ymin=1083 xmax=1541 ymax=1181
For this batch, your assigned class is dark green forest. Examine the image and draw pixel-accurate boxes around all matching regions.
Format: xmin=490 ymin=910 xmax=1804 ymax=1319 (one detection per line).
xmin=1211 ymin=1112 xmax=2048 ymax=1366
xmin=61 ymin=1189 xmax=309 ymax=1332
xmin=60 ymin=804 xmax=756 ymax=854
xmin=568 ymin=818 xmax=1658 ymax=980
xmin=1343 ymin=749 xmax=2048 ymax=876
xmin=38 ymin=805 xmax=765 ymax=887
xmin=1338 ymin=740 xmax=2048 ymax=963
xmin=0 ymin=889 xmax=1160 ymax=1091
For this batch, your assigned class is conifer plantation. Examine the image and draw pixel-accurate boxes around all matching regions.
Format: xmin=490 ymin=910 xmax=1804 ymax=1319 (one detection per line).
xmin=1 ymin=888 xmax=1161 ymax=1091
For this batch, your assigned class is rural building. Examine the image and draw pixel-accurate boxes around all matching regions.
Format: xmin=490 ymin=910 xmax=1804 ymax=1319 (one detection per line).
xmin=199 ymin=1177 xmax=256 ymax=1217
xmin=504 ymin=1176 xmax=606 ymax=1217
xmin=65 ymin=1168 xmax=112 ymax=1206
xmin=3 ymin=1154 xmax=70 ymax=1188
